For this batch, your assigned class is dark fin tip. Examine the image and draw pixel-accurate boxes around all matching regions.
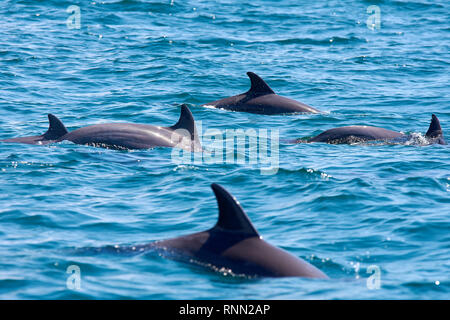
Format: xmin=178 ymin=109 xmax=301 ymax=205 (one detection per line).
xmin=246 ymin=72 xmax=276 ymax=95
xmin=170 ymin=105 xmax=199 ymax=142
xmin=425 ymin=114 xmax=443 ymax=138
xmin=211 ymin=183 xmax=259 ymax=237
xmin=44 ymin=114 xmax=68 ymax=140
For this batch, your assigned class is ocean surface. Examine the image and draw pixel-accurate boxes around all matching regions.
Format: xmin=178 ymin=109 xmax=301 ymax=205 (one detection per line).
xmin=0 ymin=0 xmax=449 ymax=299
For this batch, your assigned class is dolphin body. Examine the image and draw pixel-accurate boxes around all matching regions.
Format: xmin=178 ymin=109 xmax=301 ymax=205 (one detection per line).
xmin=300 ymin=114 xmax=445 ymax=145
xmin=1 ymin=105 xmax=202 ymax=151
xmin=203 ymin=72 xmax=320 ymax=115
xmin=145 ymin=184 xmax=327 ymax=278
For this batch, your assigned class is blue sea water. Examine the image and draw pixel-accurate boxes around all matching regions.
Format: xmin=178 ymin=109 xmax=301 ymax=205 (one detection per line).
xmin=0 ymin=0 xmax=449 ymax=299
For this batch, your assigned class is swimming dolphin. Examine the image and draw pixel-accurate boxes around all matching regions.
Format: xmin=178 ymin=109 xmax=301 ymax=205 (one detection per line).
xmin=298 ymin=114 xmax=445 ymax=145
xmin=1 ymin=105 xmax=202 ymax=151
xmin=203 ymin=72 xmax=320 ymax=115
xmin=147 ymin=184 xmax=327 ymax=278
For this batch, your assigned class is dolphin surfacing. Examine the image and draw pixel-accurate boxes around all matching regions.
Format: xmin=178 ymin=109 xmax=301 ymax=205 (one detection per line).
xmin=203 ymin=72 xmax=320 ymax=115
xmin=150 ymin=184 xmax=327 ymax=278
xmin=301 ymin=114 xmax=445 ymax=145
xmin=1 ymin=105 xmax=202 ymax=151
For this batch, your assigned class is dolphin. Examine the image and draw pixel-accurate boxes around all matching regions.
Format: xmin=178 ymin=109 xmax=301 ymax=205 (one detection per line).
xmin=1 ymin=105 xmax=202 ymax=151
xmin=298 ymin=114 xmax=445 ymax=145
xmin=202 ymin=72 xmax=320 ymax=115
xmin=143 ymin=183 xmax=328 ymax=278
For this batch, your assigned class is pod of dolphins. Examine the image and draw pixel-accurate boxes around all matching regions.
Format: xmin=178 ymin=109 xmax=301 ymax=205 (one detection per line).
xmin=1 ymin=72 xmax=446 ymax=279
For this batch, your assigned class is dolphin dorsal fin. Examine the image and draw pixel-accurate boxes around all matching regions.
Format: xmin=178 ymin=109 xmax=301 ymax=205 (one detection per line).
xmin=425 ymin=114 xmax=443 ymax=138
xmin=211 ymin=183 xmax=259 ymax=237
xmin=247 ymin=72 xmax=275 ymax=95
xmin=169 ymin=105 xmax=199 ymax=142
xmin=43 ymin=114 xmax=68 ymax=140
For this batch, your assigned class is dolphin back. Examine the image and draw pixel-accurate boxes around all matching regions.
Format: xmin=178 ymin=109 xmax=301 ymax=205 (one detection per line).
xmin=1 ymin=114 xmax=69 ymax=145
xmin=1 ymin=106 xmax=203 ymax=151
xmin=202 ymin=72 xmax=320 ymax=114
xmin=153 ymin=184 xmax=327 ymax=279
